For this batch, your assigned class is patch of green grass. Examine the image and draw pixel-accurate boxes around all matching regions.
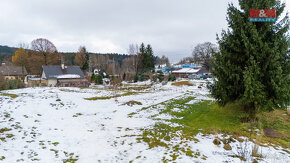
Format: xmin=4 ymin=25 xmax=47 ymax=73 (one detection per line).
xmin=63 ymin=152 xmax=79 ymax=163
xmin=79 ymin=87 xmax=114 ymax=91
xmin=60 ymin=89 xmax=80 ymax=93
xmin=63 ymin=158 xmax=78 ymax=163
xmin=72 ymin=113 xmax=83 ymax=117
xmin=120 ymin=85 xmax=151 ymax=91
xmin=0 ymin=92 xmax=18 ymax=98
xmin=85 ymin=91 xmax=138 ymax=100
xmin=6 ymin=134 xmax=14 ymax=138
xmin=136 ymin=155 xmax=141 ymax=159
xmin=50 ymin=149 xmax=59 ymax=157
xmin=138 ymin=122 xmax=199 ymax=148
xmin=170 ymin=100 xmax=243 ymax=134
xmin=139 ymin=95 xmax=290 ymax=150
xmin=128 ymin=112 xmax=137 ymax=118
xmin=52 ymin=142 xmax=59 ymax=146
xmin=0 ymin=128 xmax=11 ymax=133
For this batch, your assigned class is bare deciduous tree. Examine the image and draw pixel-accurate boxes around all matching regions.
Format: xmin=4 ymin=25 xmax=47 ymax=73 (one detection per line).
xmin=94 ymin=55 xmax=109 ymax=70
xmin=192 ymin=42 xmax=218 ymax=71
xmin=156 ymin=55 xmax=170 ymax=67
xmin=128 ymin=44 xmax=139 ymax=73
xmin=31 ymin=38 xmax=58 ymax=65
xmin=128 ymin=43 xmax=139 ymax=55
xmin=121 ymin=56 xmax=136 ymax=74
xmin=26 ymin=51 xmax=45 ymax=75
xmin=75 ymin=46 xmax=87 ymax=69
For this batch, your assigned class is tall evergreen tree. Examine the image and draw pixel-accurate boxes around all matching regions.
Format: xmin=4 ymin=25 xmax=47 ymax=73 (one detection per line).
xmin=136 ymin=43 xmax=156 ymax=73
xmin=211 ymin=0 xmax=289 ymax=111
xmin=145 ymin=44 xmax=155 ymax=71
xmin=137 ymin=43 xmax=146 ymax=73
xmin=82 ymin=52 xmax=89 ymax=71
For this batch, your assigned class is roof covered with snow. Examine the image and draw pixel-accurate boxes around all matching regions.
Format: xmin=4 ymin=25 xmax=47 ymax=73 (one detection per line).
xmin=172 ymin=68 xmax=200 ymax=74
xmin=56 ymin=74 xmax=81 ymax=79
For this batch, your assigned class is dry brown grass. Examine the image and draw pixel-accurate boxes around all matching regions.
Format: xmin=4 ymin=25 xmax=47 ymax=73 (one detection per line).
xmin=257 ymin=109 xmax=290 ymax=147
xmin=171 ymin=81 xmax=193 ymax=86
xmin=123 ymin=100 xmax=142 ymax=106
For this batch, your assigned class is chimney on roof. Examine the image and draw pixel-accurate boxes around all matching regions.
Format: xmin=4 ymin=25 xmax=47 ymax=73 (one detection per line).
xmin=60 ymin=55 xmax=65 ymax=69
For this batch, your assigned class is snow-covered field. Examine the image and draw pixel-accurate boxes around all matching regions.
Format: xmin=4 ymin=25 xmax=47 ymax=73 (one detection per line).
xmin=0 ymin=80 xmax=288 ymax=162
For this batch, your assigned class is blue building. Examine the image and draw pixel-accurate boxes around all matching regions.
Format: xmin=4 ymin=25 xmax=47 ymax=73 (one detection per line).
xmin=182 ymin=65 xmax=196 ymax=68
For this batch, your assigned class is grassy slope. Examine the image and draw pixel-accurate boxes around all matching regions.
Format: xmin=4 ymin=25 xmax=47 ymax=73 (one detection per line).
xmin=140 ymin=96 xmax=289 ymax=151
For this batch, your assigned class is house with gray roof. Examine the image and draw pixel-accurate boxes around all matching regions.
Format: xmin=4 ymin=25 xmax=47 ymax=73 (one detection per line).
xmin=0 ymin=63 xmax=28 ymax=82
xmin=41 ymin=64 xmax=88 ymax=87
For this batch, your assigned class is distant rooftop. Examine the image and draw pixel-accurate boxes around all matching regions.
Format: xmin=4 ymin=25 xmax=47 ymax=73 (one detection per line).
xmin=0 ymin=64 xmax=28 ymax=76
xmin=42 ymin=65 xmax=85 ymax=79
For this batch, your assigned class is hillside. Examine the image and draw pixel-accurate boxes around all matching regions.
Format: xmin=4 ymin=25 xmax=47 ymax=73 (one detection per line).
xmin=0 ymin=45 xmax=130 ymax=65
xmin=0 ymin=80 xmax=288 ymax=162
xmin=0 ymin=45 xmax=18 ymax=63
xmin=0 ymin=45 xmax=17 ymax=55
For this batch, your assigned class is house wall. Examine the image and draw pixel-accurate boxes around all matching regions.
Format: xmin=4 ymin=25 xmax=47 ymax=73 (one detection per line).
xmin=4 ymin=76 xmax=28 ymax=82
xmin=28 ymin=80 xmax=41 ymax=87
xmin=4 ymin=76 xmax=16 ymax=80
xmin=40 ymin=80 xmax=48 ymax=86
xmin=41 ymin=71 xmax=46 ymax=79
xmin=172 ymin=73 xmax=194 ymax=78
xmin=47 ymin=79 xmax=57 ymax=87
xmin=57 ymin=79 xmax=89 ymax=87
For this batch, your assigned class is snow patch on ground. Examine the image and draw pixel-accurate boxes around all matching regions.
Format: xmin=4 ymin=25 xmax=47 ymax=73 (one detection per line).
xmin=0 ymin=81 xmax=288 ymax=162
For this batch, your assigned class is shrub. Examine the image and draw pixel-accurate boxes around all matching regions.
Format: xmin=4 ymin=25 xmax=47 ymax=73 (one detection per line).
xmin=5 ymin=79 xmax=24 ymax=90
xmin=96 ymin=75 xmax=103 ymax=85
xmin=0 ymin=73 xmax=6 ymax=90
xmin=122 ymin=73 xmax=126 ymax=80
xmin=158 ymin=75 xmax=164 ymax=82
xmin=155 ymin=71 xmax=164 ymax=82
xmin=134 ymin=73 xmax=150 ymax=82
xmin=134 ymin=74 xmax=139 ymax=83
xmin=157 ymin=70 xmax=163 ymax=74
xmin=91 ymin=74 xmax=96 ymax=82
xmin=153 ymin=76 xmax=157 ymax=82
xmin=167 ymin=74 xmax=176 ymax=81
xmin=140 ymin=73 xmax=150 ymax=81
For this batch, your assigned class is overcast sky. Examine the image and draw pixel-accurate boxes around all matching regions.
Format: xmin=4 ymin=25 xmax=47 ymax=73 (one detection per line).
xmin=1 ymin=0 xmax=289 ymax=62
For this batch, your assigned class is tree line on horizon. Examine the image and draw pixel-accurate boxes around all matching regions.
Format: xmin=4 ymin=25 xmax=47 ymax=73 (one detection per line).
xmin=0 ymin=40 xmax=170 ymax=77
